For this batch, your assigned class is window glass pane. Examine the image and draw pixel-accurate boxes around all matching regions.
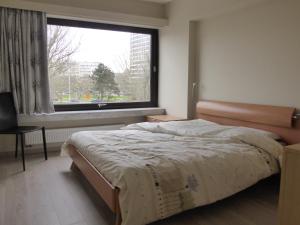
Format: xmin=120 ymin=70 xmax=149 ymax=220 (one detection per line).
xmin=47 ymin=25 xmax=151 ymax=105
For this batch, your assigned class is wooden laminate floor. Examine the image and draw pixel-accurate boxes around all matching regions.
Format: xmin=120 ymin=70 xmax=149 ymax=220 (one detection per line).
xmin=0 ymin=152 xmax=280 ymax=225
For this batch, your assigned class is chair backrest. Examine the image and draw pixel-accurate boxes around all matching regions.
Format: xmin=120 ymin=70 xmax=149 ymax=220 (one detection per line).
xmin=0 ymin=92 xmax=18 ymax=130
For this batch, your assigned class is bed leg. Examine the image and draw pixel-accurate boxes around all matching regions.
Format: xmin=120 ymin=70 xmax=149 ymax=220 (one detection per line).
xmin=115 ymin=188 xmax=122 ymax=225
xmin=70 ymin=162 xmax=80 ymax=173
xmin=115 ymin=212 xmax=122 ymax=225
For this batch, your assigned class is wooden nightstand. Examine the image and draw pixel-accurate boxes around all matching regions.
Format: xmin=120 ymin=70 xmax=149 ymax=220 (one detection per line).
xmin=145 ymin=115 xmax=185 ymax=122
xmin=279 ymin=144 xmax=300 ymax=225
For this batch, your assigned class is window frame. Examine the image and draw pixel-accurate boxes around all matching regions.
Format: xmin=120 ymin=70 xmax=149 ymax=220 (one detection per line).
xmin=47 ymin=18 xmax=158 ymax=112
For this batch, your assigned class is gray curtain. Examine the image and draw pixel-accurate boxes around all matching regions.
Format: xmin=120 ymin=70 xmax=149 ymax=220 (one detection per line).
xmin=0 ymin=7 xmax=54 ymax=114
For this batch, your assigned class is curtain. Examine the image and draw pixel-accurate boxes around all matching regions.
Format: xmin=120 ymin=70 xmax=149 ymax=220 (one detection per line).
xmin=0 ymin=7 xmax=54 ymax=114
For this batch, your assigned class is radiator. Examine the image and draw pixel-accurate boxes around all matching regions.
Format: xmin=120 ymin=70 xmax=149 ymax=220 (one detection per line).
xmin=25 ymin=124 xmax=124 ymax=145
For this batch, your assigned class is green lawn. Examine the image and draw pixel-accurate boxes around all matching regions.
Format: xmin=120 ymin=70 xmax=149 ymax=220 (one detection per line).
xmin=54 ymin=94 xmax=131 ymax=104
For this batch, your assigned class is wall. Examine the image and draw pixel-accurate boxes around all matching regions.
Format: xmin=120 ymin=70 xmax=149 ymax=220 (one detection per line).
xmin=159 ymin=5 xmax=190 ymax=117
xmin=198 ymin=0 xmax=300 ymax=108
xmin=26 ymin=0 xmax=165 ymax=19
xmin=159 ymin=0 xmax=274 ymax=118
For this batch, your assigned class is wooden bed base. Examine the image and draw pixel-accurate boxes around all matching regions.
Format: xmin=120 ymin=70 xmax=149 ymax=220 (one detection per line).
xmin=67 ymin=101 xmax=300 ymax=225
xmin=68 ymin=145 xmax=122 ymax=225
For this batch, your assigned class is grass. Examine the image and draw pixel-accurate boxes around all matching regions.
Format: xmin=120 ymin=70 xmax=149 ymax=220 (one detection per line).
xmin=53 ymin=94 xmax=133 ymax=104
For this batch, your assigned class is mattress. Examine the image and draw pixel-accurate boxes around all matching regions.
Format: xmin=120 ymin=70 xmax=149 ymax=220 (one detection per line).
xmin=62 ymin=119 xmax=283 ymax=225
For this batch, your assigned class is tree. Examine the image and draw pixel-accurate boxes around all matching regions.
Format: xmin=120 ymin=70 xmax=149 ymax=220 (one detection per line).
xmin=90 ymin=63 xmax=120 ymax=101
xmin=47 ymin=25 xmax=79 ymax=78
xmin=47 ymin=25 xmax=81 ymax=103
xmin=113 ymin=52 xmax=130 ymax=73
xmin=71 ymin=75 xmax=94 ymax=101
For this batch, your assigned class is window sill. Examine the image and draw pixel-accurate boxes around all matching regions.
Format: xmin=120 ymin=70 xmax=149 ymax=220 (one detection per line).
xmin=19 ymin=107 xmax=165 ymax=123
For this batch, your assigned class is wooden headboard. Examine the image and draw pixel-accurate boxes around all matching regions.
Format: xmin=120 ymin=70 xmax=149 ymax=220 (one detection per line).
xmin=196 ymin=101 xmax=300 ymax=145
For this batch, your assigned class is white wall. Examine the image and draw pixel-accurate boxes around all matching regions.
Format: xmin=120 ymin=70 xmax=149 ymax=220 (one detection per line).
xmin=159 ymin=5 xmax=190 ymax=117
xmin=159 ymin=0 xmax=277 ymax=118
xmin=198 ymin=0 xmax=300 ymax=108
xmin=27 ymin=0 xmax=166 ymax=19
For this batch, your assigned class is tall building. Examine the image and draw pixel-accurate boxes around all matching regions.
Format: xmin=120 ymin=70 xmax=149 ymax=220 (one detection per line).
xmin=128 ymin=33 xmax=151 ymax=101
xmin=129 ymin=33 xmax=151 ymax=77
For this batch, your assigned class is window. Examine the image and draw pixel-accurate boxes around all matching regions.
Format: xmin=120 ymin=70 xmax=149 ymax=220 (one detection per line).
xmin=47 ymin=18 xmax=158 ymax=111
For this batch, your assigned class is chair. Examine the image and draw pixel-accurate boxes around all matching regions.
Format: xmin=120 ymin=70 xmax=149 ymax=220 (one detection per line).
xmin=0 ymin=92 xmax=47 ymax=171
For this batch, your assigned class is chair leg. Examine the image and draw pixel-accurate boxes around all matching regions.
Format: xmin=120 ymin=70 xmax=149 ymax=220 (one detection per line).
xmin=42 ymin=127 xmax=48 ymax=160
xmin=21 ymin=133 xmax=25 ymax=171
xmin=15 ymin=134 xmax=19 ymax=158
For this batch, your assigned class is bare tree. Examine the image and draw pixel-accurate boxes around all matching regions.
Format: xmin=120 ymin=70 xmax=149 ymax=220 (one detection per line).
xmin=47 ymin=25 xmax=79 ymax=78
xmin=47 ymin=25 xmax=81 ymax=102
xmin=113 ymin=52 xmax=130 ymax=73
xmin=113 ymin=50 xmax=151 ymax=101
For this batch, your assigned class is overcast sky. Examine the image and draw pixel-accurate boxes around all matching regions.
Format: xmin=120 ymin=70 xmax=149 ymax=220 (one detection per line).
xmin=63 ymin=26 xmax=131 ymax=73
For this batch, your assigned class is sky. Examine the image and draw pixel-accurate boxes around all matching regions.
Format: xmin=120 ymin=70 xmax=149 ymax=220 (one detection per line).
xmin=50 ymin=25 xmax=132 ymax=73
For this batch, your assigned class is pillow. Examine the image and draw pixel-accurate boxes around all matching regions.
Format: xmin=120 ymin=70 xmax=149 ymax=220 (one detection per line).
xmin=154 ymin=119 xmax=221 ymax=136
xmin=235 ymin=127 xmax=281 ymax=140
xmin=216 ymin=127 xmax=283 ymax=160
xmin=121 ymin=122 xmax=161 ymax=133
xmin=121 ymin=119 xmax=218 ymax=136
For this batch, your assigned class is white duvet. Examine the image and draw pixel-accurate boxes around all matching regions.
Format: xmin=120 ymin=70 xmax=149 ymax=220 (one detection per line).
xmin=62 ymin=119 xmax=282 ymax=225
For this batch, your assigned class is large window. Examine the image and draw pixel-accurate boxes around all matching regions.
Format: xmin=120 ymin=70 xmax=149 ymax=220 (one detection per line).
xmin=47 ymin=18 xmax=158 ymax=111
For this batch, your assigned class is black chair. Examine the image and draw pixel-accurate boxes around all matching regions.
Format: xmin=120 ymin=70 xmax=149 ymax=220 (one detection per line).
xmin=0 ymin=92 xmax=47 ymax=171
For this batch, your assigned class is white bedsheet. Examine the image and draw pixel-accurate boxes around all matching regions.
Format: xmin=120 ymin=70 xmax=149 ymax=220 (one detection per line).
xmin=62 ymin=120 xmax=282 ymax=225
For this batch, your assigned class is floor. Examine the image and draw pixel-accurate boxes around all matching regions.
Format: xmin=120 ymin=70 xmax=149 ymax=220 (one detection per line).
xmin=0 ymin=152 xmax=280 ymax=225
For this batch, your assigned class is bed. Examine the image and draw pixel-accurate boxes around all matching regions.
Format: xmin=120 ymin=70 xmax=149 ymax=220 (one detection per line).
xmin=62 ymin=101 xmax=300 ymax=225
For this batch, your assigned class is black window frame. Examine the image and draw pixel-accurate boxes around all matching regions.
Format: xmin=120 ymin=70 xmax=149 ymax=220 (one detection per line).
xmin=47 ymin=18 xmax=158 ymax=112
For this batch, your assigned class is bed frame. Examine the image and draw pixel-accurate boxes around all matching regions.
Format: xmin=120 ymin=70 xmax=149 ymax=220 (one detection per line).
xmin=196 ymin=101 xmax=300 ymax=144
xmin=68 ymin=145 xmax=122 ymax=225
xmin=68 ymin=100 xmax=300 ymax=225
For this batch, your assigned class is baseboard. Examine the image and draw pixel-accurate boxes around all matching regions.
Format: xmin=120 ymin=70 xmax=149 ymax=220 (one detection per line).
xmin=0 ymin=143 xmax=62 ymax=157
